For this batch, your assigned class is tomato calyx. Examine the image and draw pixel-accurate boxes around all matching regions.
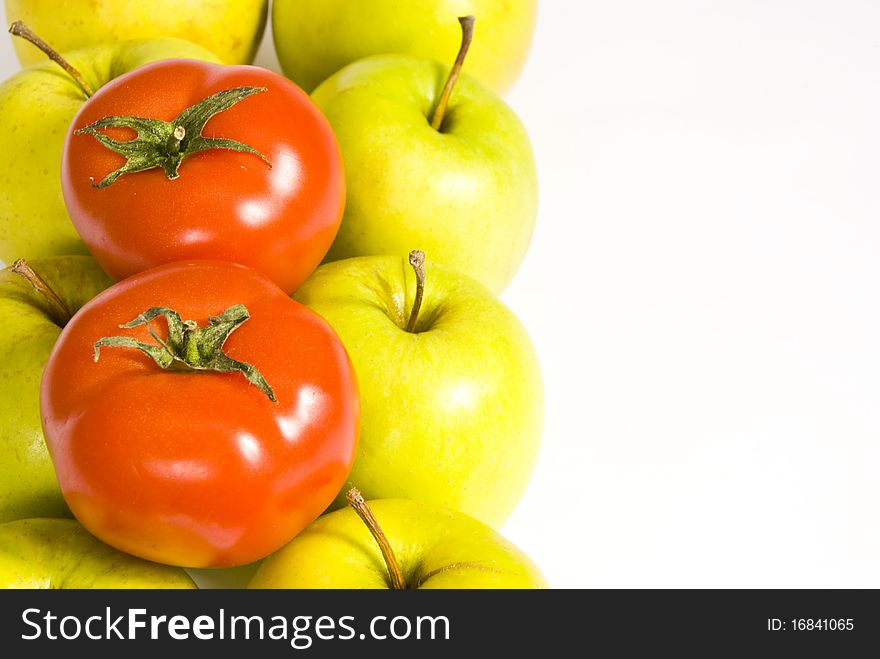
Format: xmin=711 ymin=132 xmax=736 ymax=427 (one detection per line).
xmin=75 ymin=86 xmax=272 ymax=188
xmin=93 ymin=303 xmax=277 ymax=402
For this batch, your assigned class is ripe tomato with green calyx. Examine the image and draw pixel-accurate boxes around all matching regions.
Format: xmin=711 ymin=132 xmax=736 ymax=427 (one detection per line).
xmin=61 ymin=58 xmax=345 ymax=295
xmin=40 ymin=260 xmax=359 ymax=568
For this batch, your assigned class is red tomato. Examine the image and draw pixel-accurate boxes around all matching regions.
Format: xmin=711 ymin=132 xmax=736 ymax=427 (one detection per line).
xmin=61 ymin=59 xmax=345 ymax=295
xmin=40 ymin=261 xmax=359 ymax=568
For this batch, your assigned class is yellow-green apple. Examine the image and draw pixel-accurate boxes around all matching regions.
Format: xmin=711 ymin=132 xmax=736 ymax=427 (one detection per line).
xmin=250 ymin=490 xmax=546 ymax=588
xmin=272 ymin=0 xmax=535 ymax=94
xmin=5 ymin=0 xmax=267 ymax=66
xmin=0 ymin=518 xmax=195 ymax=588
xmin=0 ymin=27 xmax=221 ymax=262
xmin=0 ymin=257 xmax=112 ymax=523
xmin=294 ymin=252 xmax=542 ymax=527
xmin=311 ymin=18 xmax=537 ymax=293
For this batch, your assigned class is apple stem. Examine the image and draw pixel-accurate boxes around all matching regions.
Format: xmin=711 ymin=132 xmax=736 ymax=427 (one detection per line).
xmin=405 ymin=249 xmax=426 ymax=333
xmin=9 ymin=259 xmax=71 ymax=327
xmin=8 ymin=21 xmax=95 ymax=98
xmin=430 ymin=15 xmax=476 ymax=131
xmin=346 ymin=488 xmax=406 ymax=590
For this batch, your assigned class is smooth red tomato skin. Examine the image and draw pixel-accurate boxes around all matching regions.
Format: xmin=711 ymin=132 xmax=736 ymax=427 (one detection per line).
xmin=40 ymin=261 xmax=359 ymax=568
xmin=61 ymin=59 xmax=345 ymax=295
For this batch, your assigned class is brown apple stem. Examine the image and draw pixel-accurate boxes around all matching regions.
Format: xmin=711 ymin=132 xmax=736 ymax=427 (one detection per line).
xmin=430 ymin=15 xmax=475 ymax=131
xmin=10 ymin=258 xmax=71 ymax=326
xmin=346 ymin=488 xmax=406 ymax=590
xmin=8 ymin=21 xmax=94 ymax=98
xmin=405 ymin=249 xmax=426 ymax=333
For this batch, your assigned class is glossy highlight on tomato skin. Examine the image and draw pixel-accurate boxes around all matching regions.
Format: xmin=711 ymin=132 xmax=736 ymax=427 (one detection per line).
xmin=61 ymin=59 xmax=345 ymax=295
xmin=39 ymin=261 xmax=359 ymax=568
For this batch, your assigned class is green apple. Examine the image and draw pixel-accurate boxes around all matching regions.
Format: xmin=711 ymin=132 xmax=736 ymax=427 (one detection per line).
xmin=0 ymin=31 xmax=221 ymax=263
xmin=0 ymin=518 xmax=195 ymax=588
xmin=294 ymin=252 xmax=542 ymax=528
xmin=6 ymin=0 xmax=267 ymax=67
xmin=0 ymin=256 xmax=112 ymax=523
xmin=272 ymin=0 xmax=535 ymax=94
xmin=311 ymin=20 xmax=537 ymax=294
xmin=250 ymin=492 xmax=546 ymax=588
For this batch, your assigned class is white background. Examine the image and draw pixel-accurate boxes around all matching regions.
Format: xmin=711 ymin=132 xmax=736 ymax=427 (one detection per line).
xmin=3 ymin=1 xmax=879 ymax=588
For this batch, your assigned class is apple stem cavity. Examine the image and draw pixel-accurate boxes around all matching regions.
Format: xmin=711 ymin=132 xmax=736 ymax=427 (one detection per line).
xmin=10 ymin=258 xmax=71 ymax=327
xmin=8 ymin=21 xmax=95 ymax=98
xmin=429 ymin=15 xmax=476 ymax=132
xmin=405 ymin=249 xmax=426 ymax=333
xmin=346 ymin=488 xmax=406 ymax=590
